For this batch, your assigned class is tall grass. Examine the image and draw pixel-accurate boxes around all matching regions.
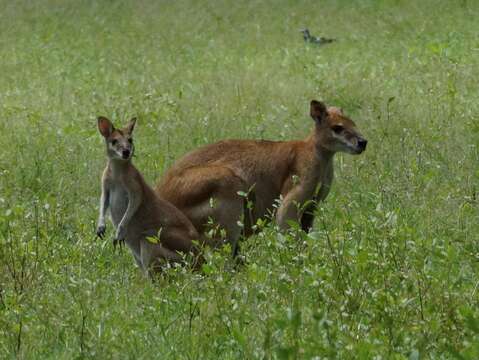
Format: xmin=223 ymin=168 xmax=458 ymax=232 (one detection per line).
xmin=0 ymin=0 xmax=478 ymax=358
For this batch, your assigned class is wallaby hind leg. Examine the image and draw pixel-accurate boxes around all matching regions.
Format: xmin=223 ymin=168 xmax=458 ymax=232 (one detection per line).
xmin=184 ymin=187 xmax=244 ymax=256
xmin=161 ymin=165 xmax=250 ymax=257
xmin=201 ymin=173 xmax=250 ymax=257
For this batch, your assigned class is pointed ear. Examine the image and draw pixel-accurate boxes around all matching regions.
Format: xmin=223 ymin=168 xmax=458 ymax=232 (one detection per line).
xmin=125 ymin=117 xmax=137 ymax=135
xmin=310 ymin=100 xmax=328 ymax=123
xmin=98 ymin=116 xmax=113 ymax=138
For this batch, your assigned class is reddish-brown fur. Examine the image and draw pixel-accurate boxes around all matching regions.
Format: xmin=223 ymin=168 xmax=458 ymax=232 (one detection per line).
xmin=156 ymin=100 xmax=367 ymax=253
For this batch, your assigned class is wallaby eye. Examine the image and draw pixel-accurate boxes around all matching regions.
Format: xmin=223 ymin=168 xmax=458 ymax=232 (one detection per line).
xmin=332 ymin=125 xmax=343 ymax=134
xmin=128 ymin=138 xmax=133 ymax=144
xmin=111 ymin=139 xmax=118 ymax=146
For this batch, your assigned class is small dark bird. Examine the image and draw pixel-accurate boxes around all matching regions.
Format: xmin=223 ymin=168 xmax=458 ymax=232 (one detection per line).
xmin=300 ymin=29 xmax=336 ymax=45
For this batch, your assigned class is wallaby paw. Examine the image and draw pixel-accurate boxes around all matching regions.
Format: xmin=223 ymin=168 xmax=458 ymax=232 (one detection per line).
xmin=113 ymin=237 xmax=125 ymax=251
xmin=96 ymin=225 xmax=106 ymax=239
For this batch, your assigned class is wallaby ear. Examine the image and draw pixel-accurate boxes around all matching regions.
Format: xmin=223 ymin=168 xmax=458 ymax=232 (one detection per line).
xmin=125 ymin=117 xmax=137 ymax=135
xmin=310 ymin=100 xmax=328 ymax=123
xmin=98 ymin=116 xmax=113 ymax=138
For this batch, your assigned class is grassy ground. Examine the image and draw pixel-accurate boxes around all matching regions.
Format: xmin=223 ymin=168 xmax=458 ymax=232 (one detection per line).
xmin=1 ymin=0 xmax=478 ymax=358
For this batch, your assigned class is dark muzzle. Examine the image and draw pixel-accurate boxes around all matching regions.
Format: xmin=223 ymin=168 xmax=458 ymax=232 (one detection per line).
xmin=122 ymin=149 xmax=131 ymax=159
xmin=358 ymin=138 xmax=368 ymax=151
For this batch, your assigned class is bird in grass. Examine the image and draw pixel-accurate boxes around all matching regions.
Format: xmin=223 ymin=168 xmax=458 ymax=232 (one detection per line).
xmin=300 ymin=29 xmax=336 ymax=45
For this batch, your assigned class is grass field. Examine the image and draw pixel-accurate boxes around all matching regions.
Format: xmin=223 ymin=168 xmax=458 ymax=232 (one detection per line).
xmin=1 ymin=0 xmax=479 ymax=358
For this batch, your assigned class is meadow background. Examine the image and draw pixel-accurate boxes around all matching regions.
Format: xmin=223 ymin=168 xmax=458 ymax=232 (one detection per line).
xmin=1 ymin=0 xmax=478 ymax=358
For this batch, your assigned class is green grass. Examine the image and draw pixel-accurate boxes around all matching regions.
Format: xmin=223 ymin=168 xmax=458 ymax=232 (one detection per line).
xmin=1 ymin=0 xmax=479 ymax=358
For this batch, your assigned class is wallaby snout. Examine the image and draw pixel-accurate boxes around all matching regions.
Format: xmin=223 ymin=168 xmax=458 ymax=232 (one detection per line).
xmin=357 ymin=138 xmax=367 ymax=152
xmin=122 ymin=149 xmax=131 ymax=160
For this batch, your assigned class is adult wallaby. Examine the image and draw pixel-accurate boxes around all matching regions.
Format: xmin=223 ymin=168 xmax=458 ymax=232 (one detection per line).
xmin=96 ymin=117 xmax=200 ymax=274
xmin=156 ymin=100 xmax=367 ymax=254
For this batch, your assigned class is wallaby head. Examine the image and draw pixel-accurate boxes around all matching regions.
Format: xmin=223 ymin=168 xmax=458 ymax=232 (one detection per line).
xmin=98 ymin=117 xmax=137 ymax=161
xmin=310 ymin=100 xmax=367 ymax=155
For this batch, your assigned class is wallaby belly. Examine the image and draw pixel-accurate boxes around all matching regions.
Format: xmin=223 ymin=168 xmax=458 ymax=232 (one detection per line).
xmin=110 ymin=184 xmax=128 ymax=227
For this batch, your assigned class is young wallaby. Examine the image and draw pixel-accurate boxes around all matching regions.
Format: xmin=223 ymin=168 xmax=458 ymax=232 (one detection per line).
xmin=156 ymin=100 xmax=367 ymax=251
xmin=96 ymin=117 xmax=200 ymax=274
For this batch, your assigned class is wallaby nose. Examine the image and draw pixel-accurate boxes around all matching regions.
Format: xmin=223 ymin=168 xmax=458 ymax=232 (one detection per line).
xmin=122 ymin=149 xmax=131 ymax=159
xmin=358 ymin=139 xmax=368 ymax=151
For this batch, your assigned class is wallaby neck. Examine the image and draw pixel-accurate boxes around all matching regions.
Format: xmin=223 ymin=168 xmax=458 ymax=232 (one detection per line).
xmin=302 ymin=133 xmax=335 ymax=186
xmin=316 ymin=145 xmax=334 ymax=164
xmin=109 ymin=158 xmax=132 ymax=177
xmin=305 ymin=133 xmax=335 ymax=164
xmin=315 ymin=147 xmax=334 ymax=187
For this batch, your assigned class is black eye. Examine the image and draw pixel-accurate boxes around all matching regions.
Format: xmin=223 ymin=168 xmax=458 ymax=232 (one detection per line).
xmin=128 ymin=138 xmax=133 ymax=144
xmin=332 ymin=125 xmax=343 ymax=134
xmin=111 ymin=139 xmax=118 ymax=145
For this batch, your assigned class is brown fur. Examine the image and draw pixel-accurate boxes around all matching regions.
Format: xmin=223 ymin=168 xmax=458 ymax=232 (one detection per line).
xmin=156 ymin=100 xmax=367 ymax=252
xmin=96 ymin=117 xmax=200 ymax=275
